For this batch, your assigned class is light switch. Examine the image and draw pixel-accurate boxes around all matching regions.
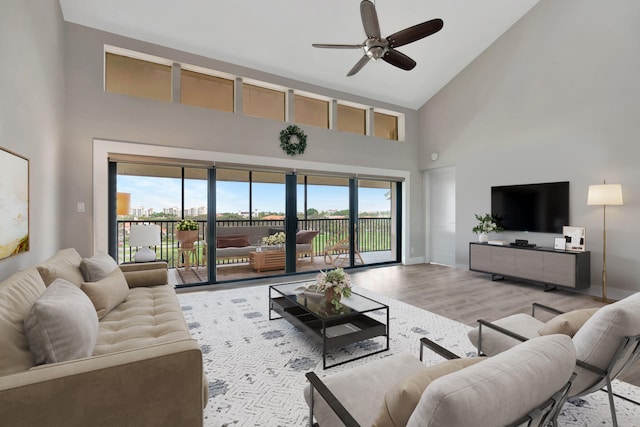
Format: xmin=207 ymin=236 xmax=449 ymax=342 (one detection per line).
xmin=77 ymin=202 xmax=85 ymax=213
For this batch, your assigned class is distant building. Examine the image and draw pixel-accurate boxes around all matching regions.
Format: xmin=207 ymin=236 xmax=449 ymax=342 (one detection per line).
xmin=163 ymin=206 xmax=180 ymax=216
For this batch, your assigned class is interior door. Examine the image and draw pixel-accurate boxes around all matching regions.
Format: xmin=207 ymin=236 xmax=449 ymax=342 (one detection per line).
xmin=428 ymin=166 xmax=456 ymax=266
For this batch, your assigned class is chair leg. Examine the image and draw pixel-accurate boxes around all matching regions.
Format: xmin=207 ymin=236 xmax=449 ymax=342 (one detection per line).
xmin=605 ymin=375 xmax=618 ymax=427
xmin=309 ymin=385 xmax=315 ymax=427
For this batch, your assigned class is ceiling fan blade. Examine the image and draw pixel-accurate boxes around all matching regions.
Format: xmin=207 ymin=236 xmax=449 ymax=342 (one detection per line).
xmin=312 ymin=43 xmax=364 ymax=49
xmin=360 ymin=0 xmax=381 ymax=39
xmin=382 ymin=49 xmax=417 ymax=71
xmin=347 ymin=55 xmax=371 ymax=76
xmin=387 ymin=18 xmax=444 ymax=48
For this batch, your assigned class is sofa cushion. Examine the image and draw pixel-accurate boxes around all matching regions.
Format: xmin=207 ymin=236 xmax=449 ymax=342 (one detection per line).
xmin=296 ymin=230 xmax=319 ymax=244
xmin=79 ymin=251 xmax=118 ymax=282
xmin=571 ymin=292 xmax=640 ymax=394
xmin=407 ymin=334 xmax=576 ymax=427
xmin=36 ymin=248 xmax=85 ymax=287
xmin=216 ymin=246 xmax=258 ymax=258
xmin=539 ymin=307 xmax=599 ymax=337
xmin=373 ymin=357 xmax=484 ymax=427
xmin=93 ymin=285 xmax=190 ymax=356
xmin=304 ymin=353 xmax=426 ymax=427
xmin=0 ymin=268 xmax=47 ymax=375
xmin=217 ymin=234 xmax=250 ymax=248
xmin=121 ymin=268 xmax=168 ymax=288
xmin=81 ymin=268 xmax=130 ymax=319
xmin=467 ymin=313 xmax=544 ymax=356
xmin=23 ymin=279 xmax=99 ymax=365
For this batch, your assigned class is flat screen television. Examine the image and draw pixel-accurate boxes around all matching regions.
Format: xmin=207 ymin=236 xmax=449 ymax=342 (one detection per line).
xmin=491 ymin=181 xmax=569 ymax=233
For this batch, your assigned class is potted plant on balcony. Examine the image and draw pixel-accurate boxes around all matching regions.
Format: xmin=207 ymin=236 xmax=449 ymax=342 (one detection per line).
xmin=175 ymin=219 xmax=199 ymax=249
xmin=262 ymin=232 xmax=286 ymax=250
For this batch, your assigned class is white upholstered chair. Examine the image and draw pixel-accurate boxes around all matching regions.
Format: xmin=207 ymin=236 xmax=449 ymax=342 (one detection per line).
xmin=304 ymin=334 xmax=576 ymax=427
xmin=467 ymin=292 xmax=640 ymax=427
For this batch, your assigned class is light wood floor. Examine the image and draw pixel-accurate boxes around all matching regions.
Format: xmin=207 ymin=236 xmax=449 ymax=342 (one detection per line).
xmin=350 ymin=263 xmax=608 ymax=326
xmin=179 ymin=262 xmax=639 ymax=385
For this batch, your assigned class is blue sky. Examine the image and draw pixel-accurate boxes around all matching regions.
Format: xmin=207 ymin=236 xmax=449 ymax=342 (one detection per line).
xmin=118 ymin=176 xmax=391 ymax=213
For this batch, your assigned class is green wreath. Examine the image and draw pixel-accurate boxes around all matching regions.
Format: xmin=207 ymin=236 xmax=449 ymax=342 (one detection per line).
xmin=279 ymin=125 xmax=307 ymax=156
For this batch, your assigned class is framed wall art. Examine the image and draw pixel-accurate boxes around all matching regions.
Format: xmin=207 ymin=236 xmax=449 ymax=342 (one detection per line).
xmin=563 ymin=226 xmax=585 ymax=252
xmin=0 ymin=147 xmax=29 ymax=260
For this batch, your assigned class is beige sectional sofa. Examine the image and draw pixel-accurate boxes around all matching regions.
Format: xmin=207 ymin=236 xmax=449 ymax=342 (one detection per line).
xmin=0 ymin=248 xmax=206 ymax=427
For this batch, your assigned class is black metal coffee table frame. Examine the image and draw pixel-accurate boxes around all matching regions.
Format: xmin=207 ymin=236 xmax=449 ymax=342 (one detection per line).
xmin=269 ymin=282 xmax=389 ymax=369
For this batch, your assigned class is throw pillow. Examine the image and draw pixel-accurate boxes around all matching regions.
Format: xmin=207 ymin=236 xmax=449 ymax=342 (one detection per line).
xmin=81 ymin=268 xmax=130 ymax=319
xmin=372 ymin=357 xmax=485 ymax=427
xmin=538 ymin=307 xmax=600 ymax=337
xmin=121 ymin=268 xmax=167 ymax=288
xmin=296 ymin=230 xmax=319 ymax=244
xmin=23 ymin=278 xmax=99 ymax=365
xmin=79 ymin=251 xmax=118 ymax=282
xmin=216 ymin=234 xmax=251 ymax=248
xmin=36 ymin=248 xmax=85 ymax=287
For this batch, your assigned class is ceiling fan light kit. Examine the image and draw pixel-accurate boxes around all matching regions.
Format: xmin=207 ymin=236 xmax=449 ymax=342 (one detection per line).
xmin=312 ymin=0 xmax=443 ymax=76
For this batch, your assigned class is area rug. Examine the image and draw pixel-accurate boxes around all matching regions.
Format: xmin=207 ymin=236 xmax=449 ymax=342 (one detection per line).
xmin=178 ymin=284 xmax=640 ymax=426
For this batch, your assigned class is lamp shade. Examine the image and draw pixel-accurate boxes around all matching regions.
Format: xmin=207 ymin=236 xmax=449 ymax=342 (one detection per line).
xmin=129 ymin=224 xmax=161 ymax=247
xmin=587 ymin=184 xmax=623 ymax=206
xmin=116 ymin=192 xmax=131 ymax=216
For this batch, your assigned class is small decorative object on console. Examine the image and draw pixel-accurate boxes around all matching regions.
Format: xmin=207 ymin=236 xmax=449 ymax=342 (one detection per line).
xmin=562 ymin=226 xmax=586 ymax=252
xmin=472 ymin=213 xmax=503 ymax=242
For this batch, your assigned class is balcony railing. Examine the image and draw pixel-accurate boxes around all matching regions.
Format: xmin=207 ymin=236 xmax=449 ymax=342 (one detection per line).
xmin=117 ymin=218 xmax=391 ymax=269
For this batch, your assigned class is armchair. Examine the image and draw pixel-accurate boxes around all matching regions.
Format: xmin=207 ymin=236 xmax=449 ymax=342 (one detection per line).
xmin=467 ymin=292 xmax=640 ymax=427
xmin=304 ymin=334 xmax=577 ymax=427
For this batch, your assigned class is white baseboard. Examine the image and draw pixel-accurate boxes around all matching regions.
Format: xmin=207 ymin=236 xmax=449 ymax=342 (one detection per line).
xmin=404 ymin=256 xmax=426 ymax=265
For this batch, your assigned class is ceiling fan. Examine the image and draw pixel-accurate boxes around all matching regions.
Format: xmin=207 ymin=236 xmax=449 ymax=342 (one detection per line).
xmin=312 ymin=0 xmax=443 ymax=76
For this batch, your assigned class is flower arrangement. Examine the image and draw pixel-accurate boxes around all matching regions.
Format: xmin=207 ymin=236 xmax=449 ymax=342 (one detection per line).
xmin=472 ymin=214 xmax=503 ymax=234
xmin=315 ymin=268 xmax=352 ymax=309
xmin=262 ymin=232 xmax=286 ymax=246
xmin=176 ymin=219 xmax=199 ymax=231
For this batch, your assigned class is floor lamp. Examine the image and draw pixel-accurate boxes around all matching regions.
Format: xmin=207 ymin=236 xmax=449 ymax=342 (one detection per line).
xmin=587 ymin=181 xmax=623 ymax=303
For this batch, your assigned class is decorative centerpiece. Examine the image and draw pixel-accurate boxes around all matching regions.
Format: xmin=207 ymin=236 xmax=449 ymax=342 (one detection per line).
xmin=262 ymin=232 xmax=286 ymax=249
xmin=315 ymin=268 xmax=352 ymax=309
xmin=175 ymin=219 xmax=199 ymax=248
xmin=472 ymin=213 xmax=503 ymax=242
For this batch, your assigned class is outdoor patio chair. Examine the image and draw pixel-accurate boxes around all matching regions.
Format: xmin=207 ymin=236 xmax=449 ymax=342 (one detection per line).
xmin=467 ymin=292 xmax=640 ymax=427
xmin=304 ymin=334 xmax=577 ymax=427
xmin=323 ymin=229 xmax=364 ymax=267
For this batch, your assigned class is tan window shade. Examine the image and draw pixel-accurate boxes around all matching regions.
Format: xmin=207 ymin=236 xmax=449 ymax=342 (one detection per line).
xmin=374 ymin=112 xmax=398 ymax=141
xmin=105 ymin=53 xmax=171 ymax=102
xmin=181 ymin=70 xmax=234 ymax=112
xmin=337 ymin=104 xmax=366 ymax=135
xmin=294 ymin=95 xmax=329 ymax=128
xmin=243 ymin=83 xmax=285 ymax=121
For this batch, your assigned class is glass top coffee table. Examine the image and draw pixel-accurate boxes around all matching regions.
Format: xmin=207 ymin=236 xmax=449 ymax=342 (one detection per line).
xmin=269 ymin=281 xmax=389 ymax=369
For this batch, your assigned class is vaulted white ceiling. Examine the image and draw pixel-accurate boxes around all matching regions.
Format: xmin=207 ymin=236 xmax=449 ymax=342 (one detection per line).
xmin=59 ymin=0 xmax=540 ymax=110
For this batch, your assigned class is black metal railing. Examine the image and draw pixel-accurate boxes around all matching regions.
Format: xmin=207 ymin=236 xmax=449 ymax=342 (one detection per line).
xmin=116 ymin=217 xmax=391 ymax=268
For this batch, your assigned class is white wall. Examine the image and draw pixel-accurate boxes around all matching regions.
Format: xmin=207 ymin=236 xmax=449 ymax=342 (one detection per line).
xmin=418 ymin=0 xmax=640 ymax=296
xmin=0 ymin=1 xmax=65 ymax=281
xmin=62 ymin=23 xmax=426 ymax=263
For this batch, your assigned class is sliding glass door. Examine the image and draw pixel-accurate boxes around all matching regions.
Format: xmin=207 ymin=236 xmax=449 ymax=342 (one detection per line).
xmin=111 ymin=159 xmax=402 ymax=286
xmin=358 ymin=180 xmax=396 ymax=264
xmin=215 ymin=169 xmax=289 ymax=281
